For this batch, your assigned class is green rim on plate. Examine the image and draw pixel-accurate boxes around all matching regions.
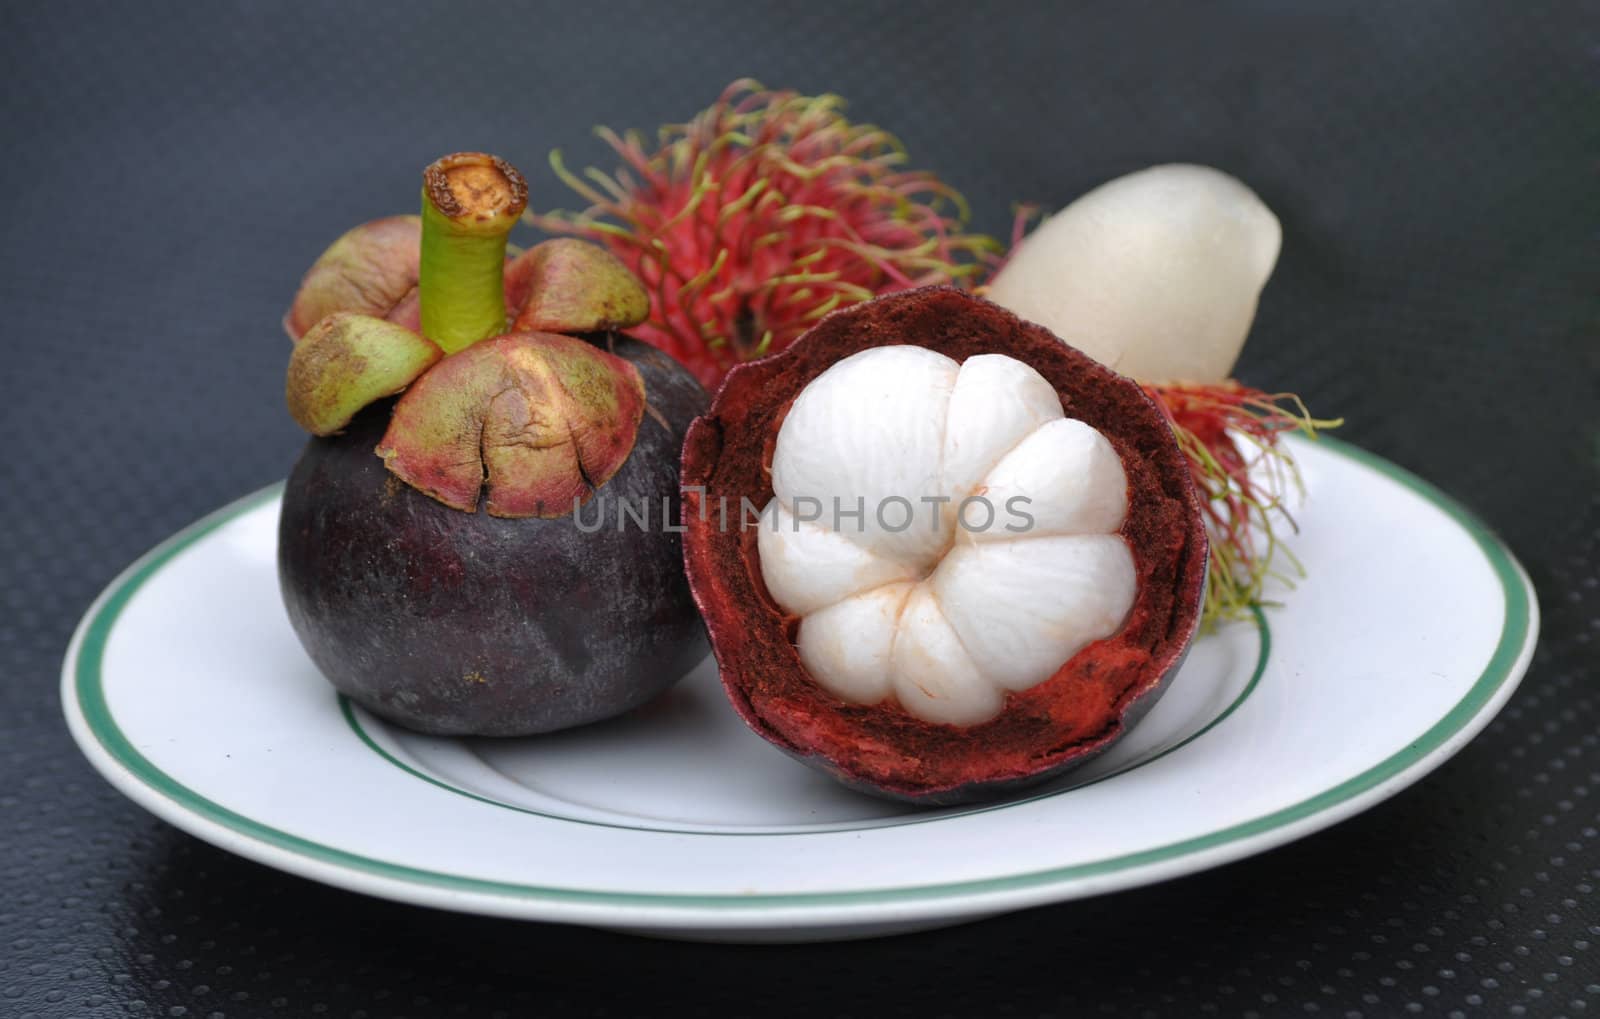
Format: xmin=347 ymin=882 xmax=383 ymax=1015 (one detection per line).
xmin=337 ymin=603 xmax=1268 ymax=836
xmin=67 ymin=437 xmax=1535 ymax=910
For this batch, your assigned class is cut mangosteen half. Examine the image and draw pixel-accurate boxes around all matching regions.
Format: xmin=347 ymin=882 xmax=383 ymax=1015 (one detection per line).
xmin=681 ymin=287 xmax=1207 ymax=804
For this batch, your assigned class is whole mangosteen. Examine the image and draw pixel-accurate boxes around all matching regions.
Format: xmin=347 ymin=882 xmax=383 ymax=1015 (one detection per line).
xmin=680 ymin=287 xmax=1207 ymax=803
xmin=278 ymin=152 xmax=708 ymax=736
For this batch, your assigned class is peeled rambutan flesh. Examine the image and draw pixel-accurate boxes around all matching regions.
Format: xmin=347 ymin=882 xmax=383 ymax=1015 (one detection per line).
xmin=680 ymin=288 xmax=1208 ymax=803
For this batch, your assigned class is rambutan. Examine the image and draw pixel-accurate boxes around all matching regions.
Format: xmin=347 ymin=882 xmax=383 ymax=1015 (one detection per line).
xmin=533 ymin=82 xmax=1341 ymax=626
xmin=528 ymin=79 xmax=1002 ymax=386
xmin=1145 ymin=381 xmax=1342 ymax=623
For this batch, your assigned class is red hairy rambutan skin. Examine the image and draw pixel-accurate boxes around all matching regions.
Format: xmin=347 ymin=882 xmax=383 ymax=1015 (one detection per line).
xmin=1144 ymin=381 xmax=1341 ymax=624
xmin=530 ymin=80 xmax=1003 ymax=387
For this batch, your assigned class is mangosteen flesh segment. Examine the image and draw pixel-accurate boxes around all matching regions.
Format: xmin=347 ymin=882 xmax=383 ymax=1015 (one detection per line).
xmin=680 ymin=287 xmax=1207 ymax=804
xmin=279 ymin=333 xmax=710 ymax=736
xmin=759 ymin=346 xmax=1136 ymax=727
xmin=376 ymin=332 xmax=646 ymax=518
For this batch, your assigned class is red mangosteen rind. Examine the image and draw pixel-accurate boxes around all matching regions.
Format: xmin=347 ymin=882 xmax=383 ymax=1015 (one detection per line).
xmin=680 ymin=287 xmax=1208 ymax=804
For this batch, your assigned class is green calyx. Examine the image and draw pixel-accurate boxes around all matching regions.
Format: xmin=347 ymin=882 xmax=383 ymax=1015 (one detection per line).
xmin=283 ymin=152 xmax=664 ymax=519
xmin=507 ymin=239 xmax=649 ymax=334
xmin=418 ymin=152 xmax=529 ymax=354
xmin=376 ymin=332 xmax=646 ymax=518
xmin=285 ymin=313 xmax=442 ymax=435
xmin=282 ymin=215 xmax=421 ymax=341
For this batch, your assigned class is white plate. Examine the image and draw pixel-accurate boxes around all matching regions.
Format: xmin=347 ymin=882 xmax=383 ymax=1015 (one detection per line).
xmin=62 ymin=437 xmax=1538 ymax=941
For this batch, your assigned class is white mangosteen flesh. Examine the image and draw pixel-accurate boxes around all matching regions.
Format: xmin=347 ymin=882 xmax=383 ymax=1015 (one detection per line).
xmin=758 ymin=346 xmax=1137 ymax=726
xmin=985 ymin=164 xmax=1282 ymax=384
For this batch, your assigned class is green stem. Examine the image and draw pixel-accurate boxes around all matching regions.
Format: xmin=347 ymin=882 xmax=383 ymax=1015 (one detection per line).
xmin=419 ymin=152 xmax=528 ymax=354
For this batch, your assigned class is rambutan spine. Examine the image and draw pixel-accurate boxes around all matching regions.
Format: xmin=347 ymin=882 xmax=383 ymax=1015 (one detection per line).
xmin=529 ymin=79 xmax=1002 ymax=386
xmin=1146 ymin=381 xmax=1343 ymax=625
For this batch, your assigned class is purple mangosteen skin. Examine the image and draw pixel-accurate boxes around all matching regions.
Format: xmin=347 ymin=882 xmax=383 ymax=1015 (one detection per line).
xmin=278 ymin=334 xmax=708 ymax=736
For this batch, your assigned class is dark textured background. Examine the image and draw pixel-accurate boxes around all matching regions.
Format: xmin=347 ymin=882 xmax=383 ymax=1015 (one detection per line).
xmin=4 ymin=2 xmax=1597 ymax=1016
